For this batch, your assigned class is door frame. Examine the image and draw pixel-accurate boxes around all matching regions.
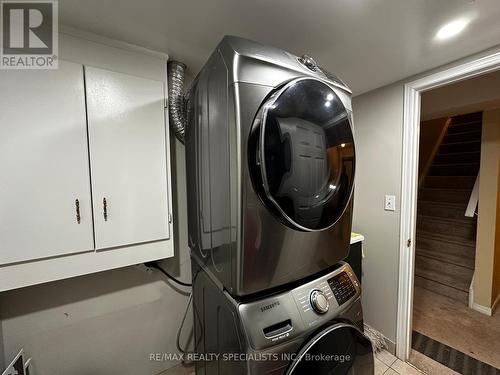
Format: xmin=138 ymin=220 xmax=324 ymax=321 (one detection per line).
xmin=396 ymin=50 xmax=500 ymax=360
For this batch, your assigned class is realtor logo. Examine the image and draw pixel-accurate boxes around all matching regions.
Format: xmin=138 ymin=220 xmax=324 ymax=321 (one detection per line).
xmin=1 ymin=0 xmax=58 ymax=69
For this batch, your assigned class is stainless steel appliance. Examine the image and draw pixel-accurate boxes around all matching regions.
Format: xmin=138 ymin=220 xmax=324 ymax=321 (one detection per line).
xmin=192 ymin=261 xmax=374 ymax=374
xmin=185 ymin=36 xmax=356 ymax=296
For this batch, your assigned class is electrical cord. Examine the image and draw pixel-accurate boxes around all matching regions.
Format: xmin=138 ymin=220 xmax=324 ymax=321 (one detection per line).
xmin=145 ymin=261 xmax=192 ymax=287
xmin=177 ymin=292 xmax=193 ymax=355
xmin=144 ymin=261 xmax=194 ymax=355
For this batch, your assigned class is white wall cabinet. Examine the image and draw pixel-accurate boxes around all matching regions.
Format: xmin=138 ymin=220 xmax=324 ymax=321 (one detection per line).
xmin=85 ymin=67 xmax=170 ymax=249
xmin=0 ymin=61 xmax=95 ymax=264
xmin=0 ymin=44 xmax=174 ymax=290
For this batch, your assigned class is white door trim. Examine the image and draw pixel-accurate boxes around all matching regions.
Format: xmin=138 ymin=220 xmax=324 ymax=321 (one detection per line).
xmin=396 ymin=50 xmax=500 ymax=361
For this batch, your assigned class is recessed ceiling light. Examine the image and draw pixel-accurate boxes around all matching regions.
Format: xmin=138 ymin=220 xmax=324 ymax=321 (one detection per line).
xmin=435 ymin=18 xmax=470 ymax=41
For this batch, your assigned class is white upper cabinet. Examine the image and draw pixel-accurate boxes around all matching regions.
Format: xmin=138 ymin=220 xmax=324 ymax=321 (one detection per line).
xmin=0 ymin=61 xmax=95 ymax=265
xmin=85 ymin=67 xmax=170 ymax=249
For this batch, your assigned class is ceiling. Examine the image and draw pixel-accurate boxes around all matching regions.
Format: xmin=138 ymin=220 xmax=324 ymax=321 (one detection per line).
xmin=59 ymin=0 xmax=500 ymax=95
xmin=422 ymin=69 xmax=500 ymax=120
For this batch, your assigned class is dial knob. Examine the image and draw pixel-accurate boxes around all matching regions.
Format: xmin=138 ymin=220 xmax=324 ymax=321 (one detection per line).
xmin=310 ymin=290 xmax=329 ymax=314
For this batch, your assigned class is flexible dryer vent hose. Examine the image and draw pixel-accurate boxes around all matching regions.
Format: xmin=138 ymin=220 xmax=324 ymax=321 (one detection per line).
xmin=167 ymin=60 xmax=187 ymax=144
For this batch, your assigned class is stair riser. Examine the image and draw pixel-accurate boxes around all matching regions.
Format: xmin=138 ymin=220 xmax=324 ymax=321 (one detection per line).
xmin=450 ymin=112 xmax=482 ymax=124
xmin=428 ymin=164 xmax=479 ymax=176
xmin=415 ymin=256 xmax=473 ymax=292
xmin=447 ymin=122 xmax=482 ymax=134
xmin=416 ymin=236 xmax=475 ymax=262
xmin=417 ymin=203 xmax=469 ymax=220
xmin=418 ymin=189 xmax=470 ymax=204
xmin=414 ymin=276 xmax=469 ymax=304
xmin=433 ymin=152 xmax=481 ymax=165
xmin=423 ymin=176 xmax=475 ymax=189
xmin=442 ymin=131 xmax=481 ymax=144
xmin=417 ymin=219 xmax=476 ymax=241
xmin=439 ymin=142 xmax=481 ymax=154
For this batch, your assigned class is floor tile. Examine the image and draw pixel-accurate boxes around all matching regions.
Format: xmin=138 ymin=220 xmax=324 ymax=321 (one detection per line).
xmin=376 ymin=349 xmax=398 ymax=367
xmin=375 ymin=357 xmax=390 ymax=375
xmin=391 ymin=359 xmax=424 ymax=375
xmin=384 ymin=369 xmax=399 ymax=375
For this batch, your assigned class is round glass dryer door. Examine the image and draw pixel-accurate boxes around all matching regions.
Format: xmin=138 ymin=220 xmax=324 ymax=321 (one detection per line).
xmin=286 ymin=323 xmax=374 ymax=374
xmin=250 ymin=78 xmax=355 ymax=231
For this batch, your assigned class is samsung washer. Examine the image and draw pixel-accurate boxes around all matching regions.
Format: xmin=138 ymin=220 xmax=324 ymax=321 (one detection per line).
xmin=192 ymin=261 xmax=374 ymax=374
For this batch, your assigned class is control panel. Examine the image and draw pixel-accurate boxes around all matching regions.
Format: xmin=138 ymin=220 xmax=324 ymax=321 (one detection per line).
xmin=238 ymin=262 xmax=361 ymax=351
xmin=291 ymin=262 xmax=360 ymax=328
xmin=328 ymin=272 xmax=358 ymax=306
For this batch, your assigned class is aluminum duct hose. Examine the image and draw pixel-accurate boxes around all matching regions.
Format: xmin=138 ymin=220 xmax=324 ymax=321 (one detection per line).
xmin=167 ymin=60 xmax=187 ymax=144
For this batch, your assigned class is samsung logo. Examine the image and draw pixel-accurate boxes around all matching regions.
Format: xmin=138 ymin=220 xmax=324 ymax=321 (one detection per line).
xmin=261 ymin=301 xmax=280 ymax=312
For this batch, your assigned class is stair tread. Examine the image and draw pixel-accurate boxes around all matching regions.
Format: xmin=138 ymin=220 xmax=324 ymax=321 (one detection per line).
xmin=436 ymin=151 xmax=480 ymax=156
xmin=417 ymin=214 xmax=475 ymax=225
xmin=416 ymin=247 xmax=475 ymax=269
xmin=414 ymin=276 xmax=469 ymax=304
xmin=441 ymin=140 xmax=481 ymax=146
xmin=415 ymin=257 xmax=473 ymax=292
xmin=446 ymin=129 xmax=481 ymax=136
xmin=423 ymin=176 xmax=476 ymax=189
xmin=430 ymin=162 xmax=479 ymax=167
xmin=449 ymin=120 xmax=481 ymax=127
xmin=420 ymin=187 xmax=471 ymax=192
xmin=418 ymin=200 xmax=466 ymax=208
xmin=416 ymin=230 xmax=476 ymax=247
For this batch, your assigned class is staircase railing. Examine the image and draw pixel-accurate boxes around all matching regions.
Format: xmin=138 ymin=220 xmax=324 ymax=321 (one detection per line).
xmin=465 ymin=172 xmax=480 ymax=217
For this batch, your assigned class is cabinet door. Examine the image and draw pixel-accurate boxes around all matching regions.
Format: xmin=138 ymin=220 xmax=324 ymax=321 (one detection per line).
xmin=85 ymin=67 xmax=170 ymax=249
xmin=0 ymin=61 xmax=94 ymax=265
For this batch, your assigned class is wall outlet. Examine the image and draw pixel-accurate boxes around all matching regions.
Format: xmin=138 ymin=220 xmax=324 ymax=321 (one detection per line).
xmin=384 ymin=195 xmax=396 ymax=211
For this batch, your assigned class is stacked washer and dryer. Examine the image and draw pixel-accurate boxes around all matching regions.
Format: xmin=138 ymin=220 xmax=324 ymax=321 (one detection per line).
xmin=182 ymin=36 xmax=374 ymax=374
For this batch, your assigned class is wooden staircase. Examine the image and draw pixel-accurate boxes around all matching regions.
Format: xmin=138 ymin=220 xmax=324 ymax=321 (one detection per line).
xmin=415 ymin=112 xmax=482 ymax=304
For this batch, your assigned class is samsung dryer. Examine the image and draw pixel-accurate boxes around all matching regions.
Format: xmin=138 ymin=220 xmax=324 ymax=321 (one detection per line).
xmin=192 ymin=262 xmax=374 ymax=374
xmin=186 ymin=36 xmax=355 ymax=296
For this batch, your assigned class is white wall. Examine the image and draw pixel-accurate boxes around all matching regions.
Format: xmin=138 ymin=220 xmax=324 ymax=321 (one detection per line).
xmin=352 ymin=43 xmax=500 ymax=349
xmin=352 ymin=83 xmax=403 ymax=345
xmin=0 ymin=32 xmax=192 ymax=375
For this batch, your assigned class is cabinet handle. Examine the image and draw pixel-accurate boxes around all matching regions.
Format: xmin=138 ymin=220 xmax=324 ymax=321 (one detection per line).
xmin=75 ymin=199 xmax=81 ymax=224
xmin=103 ymin=197 xmax=108 ymax=221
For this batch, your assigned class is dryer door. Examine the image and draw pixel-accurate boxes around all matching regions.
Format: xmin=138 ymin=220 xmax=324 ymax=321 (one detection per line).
xmin=249 ymin=77 xmax=355 ymax=231
xmin=286 ymin=323 xmax=373 ymax=374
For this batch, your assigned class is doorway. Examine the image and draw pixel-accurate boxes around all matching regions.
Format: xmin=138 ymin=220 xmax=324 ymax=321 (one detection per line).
xmin=396 ymin=51 xmax=500 ymax=370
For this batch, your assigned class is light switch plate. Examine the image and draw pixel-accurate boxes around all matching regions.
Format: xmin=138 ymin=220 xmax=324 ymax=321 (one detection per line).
xmin=384 ymin=195 xmax=396 ymax=211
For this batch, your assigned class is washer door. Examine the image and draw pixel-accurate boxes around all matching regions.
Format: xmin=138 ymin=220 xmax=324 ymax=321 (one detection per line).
xmin=249 ymin=78 xmax=355 ymax=231
xmin=286 ymin=323 xmax=373 ymax=374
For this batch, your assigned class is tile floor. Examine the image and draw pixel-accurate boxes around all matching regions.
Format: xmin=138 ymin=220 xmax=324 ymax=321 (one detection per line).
xmin=159 ymin=350 xmax=429 ymax=375
xmin=375 ymin=349 xmax=424 ymax=375
xmin=412 ymin=285 xmax=500 ymax=370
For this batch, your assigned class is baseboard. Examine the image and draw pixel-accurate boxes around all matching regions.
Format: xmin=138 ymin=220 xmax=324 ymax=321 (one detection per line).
xmin=386 ymin=337 xmax=396 ymax=355
xmin=470 ymin=301 xmax=493 ymax=316
xmin=470 ymin=288 xmax=500 ymax=316
xmin=364 ymin=324 xmax=396 ymax=355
